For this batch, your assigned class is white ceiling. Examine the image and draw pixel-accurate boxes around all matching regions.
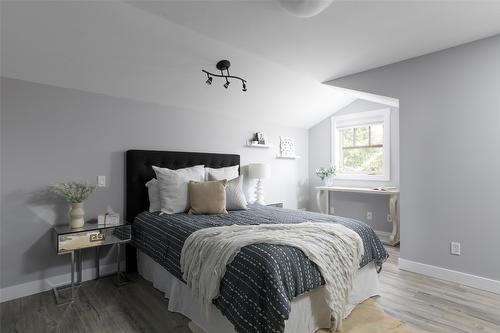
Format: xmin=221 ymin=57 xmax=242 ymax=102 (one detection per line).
xmin=1 ymin=1 xmax=499 ymax=128
xmin=129 ymin=0 xmax=500 ymax=82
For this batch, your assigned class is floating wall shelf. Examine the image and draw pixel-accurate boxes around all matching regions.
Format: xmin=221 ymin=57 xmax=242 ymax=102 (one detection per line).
xmin=276 ymin=155 xmax=300 ymax=159
xmin=245 ymin=144 xmax=274 ymax=148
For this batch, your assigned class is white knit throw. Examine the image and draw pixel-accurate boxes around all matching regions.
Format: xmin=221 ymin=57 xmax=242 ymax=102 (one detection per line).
xmin=180 ymin=222 xmax=364 ymax=331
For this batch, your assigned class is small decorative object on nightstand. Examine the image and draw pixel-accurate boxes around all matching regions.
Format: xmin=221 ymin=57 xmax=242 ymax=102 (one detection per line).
xmin=52 ymin=220 xmax=131 ymax=304
xmin=249 ymin=163 xmax=271 ymax=205
xmin=51 ymin=181 xmax=96 ymax=229
xmin=266 ymin=202 xmax=283 ymax=208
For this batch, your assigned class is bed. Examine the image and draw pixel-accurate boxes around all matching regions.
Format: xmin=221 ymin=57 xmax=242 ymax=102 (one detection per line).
xmin=125 ymin=150 xmax=388 ymax=333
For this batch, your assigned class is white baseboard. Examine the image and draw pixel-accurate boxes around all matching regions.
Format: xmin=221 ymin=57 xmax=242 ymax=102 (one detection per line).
xmin=399 ymin=258 xmax=500 ymax=294
xmin=0 ymin=261 xmax=125 ymax=303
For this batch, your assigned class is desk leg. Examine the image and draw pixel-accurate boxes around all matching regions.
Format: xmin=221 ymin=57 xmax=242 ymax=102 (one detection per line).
xmin=316 ymin=190 xmax=331 ymax=214
xmin=327 ymin=191 xmax=332 ymax=215
xmin=316 ymin=190 xmax=324 ymax=214
xmin=388 ymin=193 xmax=400 ymax=246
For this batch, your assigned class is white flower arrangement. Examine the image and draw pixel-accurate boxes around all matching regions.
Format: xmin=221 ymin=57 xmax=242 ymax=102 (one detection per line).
xmin=51 ymin=181 xmax=95 ymax=203
xmin=315 ymin=166 xmax=336 ymax=181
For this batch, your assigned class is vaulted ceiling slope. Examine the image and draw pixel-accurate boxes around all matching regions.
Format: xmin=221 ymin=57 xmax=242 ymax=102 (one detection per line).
xmin=0 ymin=1 xmax=354 ymax=128
xmin=2 ymin=1 xmax=499 ymax=129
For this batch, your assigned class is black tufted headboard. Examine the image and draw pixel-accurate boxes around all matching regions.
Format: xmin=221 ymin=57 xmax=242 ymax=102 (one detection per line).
xmin=125 ymin=149 xmax=240 ymax=272
xmin=126 ymin=149 xmax=240 ymax=222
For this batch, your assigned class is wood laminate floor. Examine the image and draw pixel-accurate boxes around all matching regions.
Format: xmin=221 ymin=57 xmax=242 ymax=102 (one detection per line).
xmin=1 ymin=246 xmax=499 ymax=333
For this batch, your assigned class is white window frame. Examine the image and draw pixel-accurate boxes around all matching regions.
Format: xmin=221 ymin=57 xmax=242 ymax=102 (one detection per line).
xmin=331 ymin=108 xmax=391 ymax=181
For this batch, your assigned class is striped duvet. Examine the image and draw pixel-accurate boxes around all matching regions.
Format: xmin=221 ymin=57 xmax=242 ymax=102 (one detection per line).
xmin=132 ymin=204 xmax=388 ymax=333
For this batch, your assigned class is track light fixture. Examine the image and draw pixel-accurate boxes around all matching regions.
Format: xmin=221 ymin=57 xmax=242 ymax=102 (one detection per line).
xmin=206 ymin=74 xmax=213 ymax=85
xmin=202 ymin=59 xmax=247 ymax=92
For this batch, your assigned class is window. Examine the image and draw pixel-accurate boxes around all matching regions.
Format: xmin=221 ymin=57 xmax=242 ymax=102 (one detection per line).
xmin=331 ymin=109 xmax=391 ymax=181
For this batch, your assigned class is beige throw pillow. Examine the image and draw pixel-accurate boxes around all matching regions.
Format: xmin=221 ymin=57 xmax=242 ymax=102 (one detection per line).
xmin=188 ymin=180 xmax=228 ymax=215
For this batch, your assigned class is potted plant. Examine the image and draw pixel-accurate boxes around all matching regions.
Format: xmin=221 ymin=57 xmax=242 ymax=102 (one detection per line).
xmin=315 ymin=166 xmax=336 ymax=186
xmin=52 ymin=182 xmax=95 ymax=228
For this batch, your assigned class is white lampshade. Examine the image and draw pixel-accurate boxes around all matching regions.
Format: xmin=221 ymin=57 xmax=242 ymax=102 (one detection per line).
xmin=248 ymin=163 xmax=271 ymax=180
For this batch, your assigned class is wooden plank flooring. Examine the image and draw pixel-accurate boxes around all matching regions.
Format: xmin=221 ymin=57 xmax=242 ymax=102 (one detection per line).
xmin=378 ymin=246 xmax=500 ymax=333
xmin=1 ymin=246 xmax=499 ymax=333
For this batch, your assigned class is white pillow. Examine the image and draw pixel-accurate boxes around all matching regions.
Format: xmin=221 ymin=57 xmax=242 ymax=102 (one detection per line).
xmin=225 ymin=176 xmax=248 ymax=210
xmin=205 ymin=165 xmax=239 ymax=181
xmin=208 ymin=174 xmax=248 ymax=211
xmin=153 ymin=165 xmax=205 ymax=214
xmin=145 ymin=179 xmax=161 ymax=212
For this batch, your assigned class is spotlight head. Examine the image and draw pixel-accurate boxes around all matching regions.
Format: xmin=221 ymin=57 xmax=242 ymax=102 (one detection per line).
xmin=206 ymin=76 xmax=213 ymax=85
xmin=242 ymin=82 xmax=247 ymax=92
xmin=224 ymin=80 xmax=230 ymax=89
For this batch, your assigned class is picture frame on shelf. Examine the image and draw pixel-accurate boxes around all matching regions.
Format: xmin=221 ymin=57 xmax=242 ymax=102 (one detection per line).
xmin=279 ymin=136 xmax=295 ymax=157
xmin=255 ymin=132 xmax=266 ymax=145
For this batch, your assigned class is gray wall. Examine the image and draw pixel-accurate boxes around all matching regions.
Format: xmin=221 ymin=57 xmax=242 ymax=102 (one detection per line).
xmin=308 ymin=99 xmax=399 ymax=232
xmin=327 ymin=35 xmax=500 ymax=280
xmin=0 ymin=77 xmax=309 ymax=289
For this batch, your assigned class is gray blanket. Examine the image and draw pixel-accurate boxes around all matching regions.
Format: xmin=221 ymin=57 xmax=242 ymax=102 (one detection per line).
xmin=132 ymin=204 xmax=388 ymax=333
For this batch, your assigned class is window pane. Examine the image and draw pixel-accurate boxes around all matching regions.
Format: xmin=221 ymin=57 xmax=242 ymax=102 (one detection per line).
xmin=370 ymin=124 xmax=383 ymax=145
xmin=340 ymin=128 xmax=354 ymax=147
xmin=340 ymin=147 xmax=383 ymax=175
xmin=353 ymin=126 xmax=369 ymax=147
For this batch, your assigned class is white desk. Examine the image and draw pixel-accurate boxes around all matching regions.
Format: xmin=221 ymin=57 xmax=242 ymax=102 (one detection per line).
xmin=316 ymin=186 xmax=400 ymax=246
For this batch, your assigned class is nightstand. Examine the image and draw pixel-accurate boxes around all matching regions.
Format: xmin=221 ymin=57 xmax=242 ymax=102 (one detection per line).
xmin=266 ymin=202 xmax=284 ymax=208
xmin=52 ymin=220 xmax=131 ymax=304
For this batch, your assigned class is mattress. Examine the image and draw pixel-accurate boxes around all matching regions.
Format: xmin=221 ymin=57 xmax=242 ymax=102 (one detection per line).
xmin=138 ymin=250 xmax=379 ymax=333
xmin=132 ymin=204 xmax=388 ymax=333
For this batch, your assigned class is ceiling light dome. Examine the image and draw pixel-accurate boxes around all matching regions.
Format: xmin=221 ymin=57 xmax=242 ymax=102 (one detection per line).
xmin=278 ymin=0 xmax=334 ymax=18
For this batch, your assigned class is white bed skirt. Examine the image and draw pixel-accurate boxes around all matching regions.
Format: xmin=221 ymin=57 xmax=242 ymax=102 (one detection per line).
xmin=137 ymin=250 xmax=379 ymax=333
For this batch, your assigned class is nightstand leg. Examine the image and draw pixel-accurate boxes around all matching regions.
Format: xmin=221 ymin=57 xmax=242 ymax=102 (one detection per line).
xmin=115 ymin=243 xmax=129 ymax=286
xmin=76 ymin=249 xmax=82 ymax=284
xmin=117 ymin=243 xmax=121 ymax=276
xmin=95 ymin=247 xmax=100 ymax=279
xmin=53 ymin=251 xmax=78 ymax=305
xmin=70 ymin=250 xmax=75 ymax=299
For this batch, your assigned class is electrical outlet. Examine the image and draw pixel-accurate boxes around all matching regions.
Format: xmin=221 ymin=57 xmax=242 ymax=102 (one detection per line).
xmin=366 ymin=211 xmax=373 ymax=220
xmin=97 ymin=175 xmax=106 ymax=187
xmin=450 ymin=242 xmax=461 ymax=256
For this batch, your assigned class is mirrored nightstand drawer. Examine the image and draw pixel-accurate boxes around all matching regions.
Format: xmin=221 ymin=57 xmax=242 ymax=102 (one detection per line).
xmin=56 ymin=224 xmax=131 ymax=254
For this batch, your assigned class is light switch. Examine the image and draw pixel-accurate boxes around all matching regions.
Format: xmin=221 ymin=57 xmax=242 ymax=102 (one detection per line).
xmin=97 ymin=175 xmax=106 ymax=187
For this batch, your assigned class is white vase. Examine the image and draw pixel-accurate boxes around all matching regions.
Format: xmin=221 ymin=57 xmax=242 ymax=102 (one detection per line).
xmin=323 ymin=176 xmax=334 ymax=187
xmin=69 ymin=202 xmax=85 ymax=228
